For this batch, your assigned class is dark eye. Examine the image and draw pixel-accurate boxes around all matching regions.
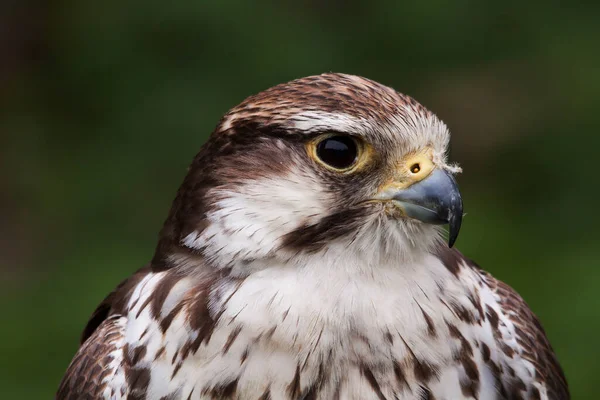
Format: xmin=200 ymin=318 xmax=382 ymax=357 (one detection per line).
xmin=315 ymin=136 xmax=358 ymax=170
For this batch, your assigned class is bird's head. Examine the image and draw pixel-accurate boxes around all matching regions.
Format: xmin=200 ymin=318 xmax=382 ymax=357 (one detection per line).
xmin=154 ymin=73 xmax=463 ymax=273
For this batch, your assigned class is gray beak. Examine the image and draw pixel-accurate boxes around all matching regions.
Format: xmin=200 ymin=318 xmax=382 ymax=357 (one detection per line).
xmin=379 ymin=169 xmax=463 ymax=247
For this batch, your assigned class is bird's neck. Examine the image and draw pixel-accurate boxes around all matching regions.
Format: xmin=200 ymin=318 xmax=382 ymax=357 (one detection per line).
xmin=155 ymin=179 xmax=444 ymax=275
xmin=161 ymin=216 xmax=445 ymax=279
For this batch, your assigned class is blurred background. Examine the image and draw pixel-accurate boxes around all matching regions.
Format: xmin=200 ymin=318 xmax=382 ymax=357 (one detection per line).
xmin=1 ymin=0 xmax=598 ymax=398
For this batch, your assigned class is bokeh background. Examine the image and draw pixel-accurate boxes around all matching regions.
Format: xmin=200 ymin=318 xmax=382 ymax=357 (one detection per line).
xmin=1 ymin=1 xmax=599 ymax=398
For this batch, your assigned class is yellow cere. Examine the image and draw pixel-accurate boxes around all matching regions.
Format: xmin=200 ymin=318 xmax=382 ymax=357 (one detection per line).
xmin=379 ymin=147 xmax=436 ymax=191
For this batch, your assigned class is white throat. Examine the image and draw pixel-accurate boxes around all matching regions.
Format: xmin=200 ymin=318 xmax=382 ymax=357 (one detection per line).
xmin=180 ymin=160 xmax=444 ymax=276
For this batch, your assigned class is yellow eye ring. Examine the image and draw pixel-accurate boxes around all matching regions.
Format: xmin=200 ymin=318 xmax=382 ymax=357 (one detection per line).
xmin=307 ymin=134 xmax=370 ymax=173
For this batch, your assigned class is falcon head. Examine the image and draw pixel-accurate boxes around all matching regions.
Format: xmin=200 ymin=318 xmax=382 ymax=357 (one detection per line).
xmin=154 ymin=73 xmax=462 ymax=273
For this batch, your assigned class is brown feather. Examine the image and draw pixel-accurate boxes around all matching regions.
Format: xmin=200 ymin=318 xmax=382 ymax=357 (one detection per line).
xmin=436 ymin=246 xmax=569 ymax=399
xmin=484 ymin=272 xmax=569 ymax=399
xmin=56 ymin=315 xmax=126 ymax=400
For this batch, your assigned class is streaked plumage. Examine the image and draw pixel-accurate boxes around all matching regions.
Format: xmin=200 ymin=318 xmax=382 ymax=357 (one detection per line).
xmin=57 ymin=73 xmax=568 ymax=400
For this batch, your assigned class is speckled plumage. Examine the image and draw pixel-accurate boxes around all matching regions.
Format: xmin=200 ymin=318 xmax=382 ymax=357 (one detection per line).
xmin=57 ymin=73 xmax=568 ymax=400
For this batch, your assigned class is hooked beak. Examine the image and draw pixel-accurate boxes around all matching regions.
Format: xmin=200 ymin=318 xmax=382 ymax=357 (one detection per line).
xmin=374 ymin=168 xmax=463 ymax=247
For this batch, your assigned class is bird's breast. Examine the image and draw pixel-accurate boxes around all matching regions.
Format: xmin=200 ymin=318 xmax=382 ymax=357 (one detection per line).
xmin=119 ymin=254 xmax=501 ymax=399
xmin=194 ymin=254 xmax=491 ymax=398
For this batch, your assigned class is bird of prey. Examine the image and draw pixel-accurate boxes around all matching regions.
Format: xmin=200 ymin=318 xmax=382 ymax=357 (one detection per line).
xmin=57 ymin=73 xmax=568 ymax=400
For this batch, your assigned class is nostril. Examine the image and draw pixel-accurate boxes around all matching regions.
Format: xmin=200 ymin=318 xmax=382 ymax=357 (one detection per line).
xmin=410 ymin=163 xmax=421 ymax=174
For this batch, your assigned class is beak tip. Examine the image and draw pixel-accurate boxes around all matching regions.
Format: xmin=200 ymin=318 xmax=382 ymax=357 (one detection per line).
xmin=448 ymin=208 xmax=463 ymax=248
xmin=448 ymin=236 xmax=457 ymax=248
xmin=447 ymin=211 xmax=463 ymax=248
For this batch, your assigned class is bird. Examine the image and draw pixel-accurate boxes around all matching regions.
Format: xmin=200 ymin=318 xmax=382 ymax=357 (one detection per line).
xmin=56 ymin=73 xmax=568 ymax=400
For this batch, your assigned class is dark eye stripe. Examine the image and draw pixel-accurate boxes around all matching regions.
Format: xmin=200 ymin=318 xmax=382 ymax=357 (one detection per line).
xmin=315 ymin=136 xmax=358 ymax=170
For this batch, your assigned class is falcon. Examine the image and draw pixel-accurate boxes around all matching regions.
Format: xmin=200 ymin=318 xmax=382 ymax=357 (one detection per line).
xmin=57 ymin=73 xmax=568 ymax=400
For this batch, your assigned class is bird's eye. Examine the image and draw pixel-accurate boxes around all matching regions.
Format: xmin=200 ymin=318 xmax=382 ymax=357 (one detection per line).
xmin=315 ymin=136 xmax=359 ymax=170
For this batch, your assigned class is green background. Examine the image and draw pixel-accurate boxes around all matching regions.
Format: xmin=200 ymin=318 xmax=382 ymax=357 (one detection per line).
xmin=1 ymin=1 xmax=598 ymax=398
